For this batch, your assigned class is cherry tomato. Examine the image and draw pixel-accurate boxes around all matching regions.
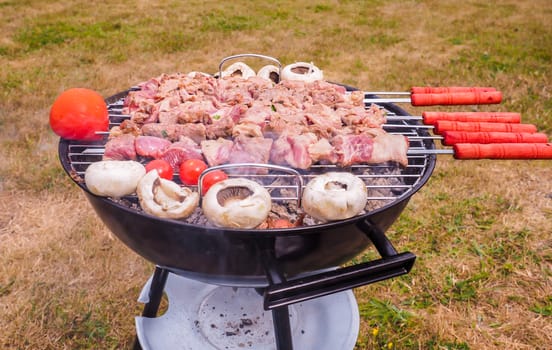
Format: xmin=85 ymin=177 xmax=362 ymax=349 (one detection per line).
xmin=145 ymin=159 xmax=174 ymax=180
xmin=201 ymin=170 xmax=228 ymax=195
xmin=179 ymin=159 xmax=208 ymax=185
xmin=49 ymin=88 xmax=109 ymax=141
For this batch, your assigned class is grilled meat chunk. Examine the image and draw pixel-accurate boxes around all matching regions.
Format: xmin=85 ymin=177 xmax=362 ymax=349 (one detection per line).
xmin=158 ymin=137 xmax=203 ymax=170
xmin=332 ymin=134 xmax=374 ymax=167
xmin=121 ymin=73 xmax=408 ymax=169
xmin=200 ymin=138 xmax=233 ymax=166
xmin=103 ymin=134 xmax=137 ymax=161
xmin=370 ymin=134 xmax=409 ymax=167
xmin=270 ymin=132 xmax=318 ymax=169
xmin=135 ymin=136 xmax=172 ymax=159
xmin=228 ymin=135 xmax=273 ymax=165
xmin=141 ymin=123 xmax=206 ymax=144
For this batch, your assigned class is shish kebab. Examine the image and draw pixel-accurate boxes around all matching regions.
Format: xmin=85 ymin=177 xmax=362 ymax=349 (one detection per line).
xmin=407 ymin=143 xmax=552 ymax=160
xmin=381 ymin=111 xmax=550 ymax=158
xmin=364 ymin=87 xmax=502 ymax=106
xmin=98 ymin=59 xmax=549 ymax=160
xmin=384 ymin=111 xmax=548 ymax=145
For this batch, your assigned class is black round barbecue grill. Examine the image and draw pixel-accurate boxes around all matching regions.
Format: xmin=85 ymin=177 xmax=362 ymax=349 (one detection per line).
xmin=58 ymin=56 xmax=437 ymax=350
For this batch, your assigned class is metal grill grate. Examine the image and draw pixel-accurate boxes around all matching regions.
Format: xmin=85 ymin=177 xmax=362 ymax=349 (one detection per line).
xmin=64 ymin=92 xmax=435 ymax=205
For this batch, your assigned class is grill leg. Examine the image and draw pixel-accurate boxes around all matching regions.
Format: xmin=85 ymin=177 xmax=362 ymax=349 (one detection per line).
xmin=133 ymin=266 xmax=169 ymax=350
xmin=261 ymin=249 xmax=294 ymax=350
xmin=272 ymin=306 xmax=294 ymax=350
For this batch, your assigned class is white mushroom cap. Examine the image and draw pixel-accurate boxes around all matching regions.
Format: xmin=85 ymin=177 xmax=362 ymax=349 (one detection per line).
xmin=187 ymin=71 xmax=211 ymax=78
xmin=220 ymin=62 xmax=256 ymax=79
xmin=202 ymin=178 xmax=272 ymax=229
xmin=257 ymin=64 xmax=280 ymax=83
xmin=301 ymin=172 xmax=367 ymax=222
xmin=137 ymin=170 xmax=199 ymax=219
xmin=281 ymin=62 xmax=324 ymax=83
xmin=84 ymin=160 xmax=146 ymax=198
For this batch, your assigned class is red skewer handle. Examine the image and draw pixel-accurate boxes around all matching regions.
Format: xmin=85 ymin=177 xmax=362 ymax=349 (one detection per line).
xmin=433 ymin=121 xmax=537 ymax=134
xmin=453 ymin=143 xmax=552 ymax=159
xmin=411 ymin=91 xmax=502 ymax=106
xmin=441 ymin=131 xmax=548 ymax=146
xmin=422 ymin=111 xmax=521 ymax=125
xmin=411 ymin=86 xmax=496 ymax=94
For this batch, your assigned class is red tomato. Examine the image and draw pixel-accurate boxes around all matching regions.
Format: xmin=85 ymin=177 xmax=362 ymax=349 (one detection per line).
xmin=179 ymin=159 xmax=208 ymax=185
xmin=49 ymin=88 xmax=109 ymax=141
xmin=201 ymin=170 xmax=228 ymax=195
xmin=145 ymin=159 xmax=174 ymax=180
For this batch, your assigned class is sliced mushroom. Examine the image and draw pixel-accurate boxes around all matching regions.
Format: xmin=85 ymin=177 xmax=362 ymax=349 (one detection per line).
xmin=220 ymin=62 xmax=256 ymax=79
xmin=137 ymin=170 xmax=199 ymax=219
xmin=202 ymin=178 xmax=272 ymax=229
xmin=84 ymin=160 xmax=146 ymax=198
xmin=257 ymin=64 xmax=280 ymax=83
xmin=301 ymin=172 xmax=367 ymax=222
xmin=281 ymin=62 xmax=324 ymax=83
xmin=187 ymin=71 xmax=211 ymax=78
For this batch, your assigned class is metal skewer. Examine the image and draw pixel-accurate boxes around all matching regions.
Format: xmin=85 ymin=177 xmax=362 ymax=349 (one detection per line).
xmin=408 ymin=143 xmax=552 ymax=159
xmin=360 ymin=86 xmax=503 ymax=106
xmin=365 ymin=86 xmax=497 ymax=96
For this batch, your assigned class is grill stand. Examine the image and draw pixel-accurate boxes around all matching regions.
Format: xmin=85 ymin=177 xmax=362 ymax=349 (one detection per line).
xmin=56 ymin=80 xmax=434 ymax=350
xmin=132 ymin=265 xmax=296 ymax=350
xmin=133 ymin=222 xmax=415 ymax=350
xmin=132 ymin=267 xmax=169 ymax=350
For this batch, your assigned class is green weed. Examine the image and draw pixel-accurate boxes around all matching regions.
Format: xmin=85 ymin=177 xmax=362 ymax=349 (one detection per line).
xmin=530 ymin=296 xmax=552 ymax=317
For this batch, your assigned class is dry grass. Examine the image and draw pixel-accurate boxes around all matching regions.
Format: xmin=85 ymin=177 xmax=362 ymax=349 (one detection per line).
xmin=1 ymin=0 xmax=551 ymax=349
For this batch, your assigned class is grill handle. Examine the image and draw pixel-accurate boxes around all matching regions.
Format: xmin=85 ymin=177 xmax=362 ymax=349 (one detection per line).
xmin=453 ymin=143 xmax=552 ymax=159
xmin=218 ymin=53 xmax=282 ymax=78
xmin=197 ymin=163 xmax=304 ymax=206
xmin=262 ymin=221 xmax=416 ymax=310
xmin=411 ymin=91 xmax=502 ymax=106
xmin=411 ymin=86 xmax=496 ymax=94
xmin=441 ymin=131 xmax=549 ymax=146
xmin=421 ymin=111 xmax=521 ymax=124
xmin=434 ymin=121 xmax=538 ymax=134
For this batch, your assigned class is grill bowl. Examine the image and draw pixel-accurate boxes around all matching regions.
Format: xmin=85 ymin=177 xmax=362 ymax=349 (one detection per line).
xmin=58 ymin=88 xmax=436 ymax=287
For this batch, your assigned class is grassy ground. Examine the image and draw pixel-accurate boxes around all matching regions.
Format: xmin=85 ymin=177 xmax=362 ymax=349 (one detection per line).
xmin=1 ymin=0 xmax=551 ymax=349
